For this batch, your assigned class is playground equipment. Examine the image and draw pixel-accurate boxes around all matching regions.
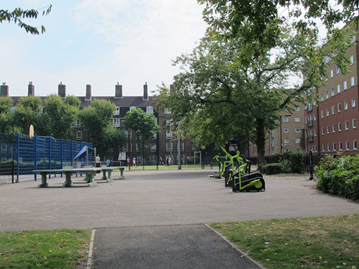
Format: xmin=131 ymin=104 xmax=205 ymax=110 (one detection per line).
xmin=212 ymin=146 xmax=265 ymax=192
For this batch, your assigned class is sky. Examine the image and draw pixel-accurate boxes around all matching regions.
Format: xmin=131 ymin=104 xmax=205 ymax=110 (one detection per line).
xmin=0 ymin=0 xmax=208 ymax=97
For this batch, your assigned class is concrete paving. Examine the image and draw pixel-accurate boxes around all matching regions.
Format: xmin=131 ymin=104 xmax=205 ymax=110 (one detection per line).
xmin=1 ymin=169 xmax=359 ymax=268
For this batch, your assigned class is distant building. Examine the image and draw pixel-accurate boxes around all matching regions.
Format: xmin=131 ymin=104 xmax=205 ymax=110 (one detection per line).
xmin=0 ymin=81 xmax=194 ymax=165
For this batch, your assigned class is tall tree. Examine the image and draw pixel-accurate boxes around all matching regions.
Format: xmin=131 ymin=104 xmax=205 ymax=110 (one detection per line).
xmin=199 ymin=0 xmax=358 ymax=59
xmin=0 ymin=4 xmax=52 ymax=34
xmin=155 ymin=22 xmax=354 ymax=163
xmin=0 ymin=96 xmax=14 ymax=134
xmin=12 ymin=96 xmax=42 ymax=134
xmin=78 ymin=99 xmax=126 ymax=155
xmin=36 ymin=94 xmax=80 ymax=139
xmin=123 ymin=108 xmax=160 ymax=163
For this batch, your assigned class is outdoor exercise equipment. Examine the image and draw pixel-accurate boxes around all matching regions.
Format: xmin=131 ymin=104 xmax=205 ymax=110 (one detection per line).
xmin=212 ymin=145 xmax=265 ymax=192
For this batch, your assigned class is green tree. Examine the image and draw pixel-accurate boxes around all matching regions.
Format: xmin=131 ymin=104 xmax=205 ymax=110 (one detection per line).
xmin=123 ymin=108 xmax=160 ymax=164
xmin=199 ymin=0 xmax=357 ymax=59
xmin=12 ymin=96 xmax=42 ymax=134
xmin=0 ymin=4 xmax=52 ymax=34
xmin=78 ymin=99 xmax=126 ymax=155
xmin=0 ymin=96 xmax=14 ymax=133
xmin=36 ymin=94 xmax=80 ymax=139
xmin=156 ymin=22 xmax=353 ymax=164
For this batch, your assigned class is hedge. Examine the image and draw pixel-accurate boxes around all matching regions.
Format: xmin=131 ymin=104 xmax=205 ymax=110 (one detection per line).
xmin=315 ymin=155 xmax=359 ymax=201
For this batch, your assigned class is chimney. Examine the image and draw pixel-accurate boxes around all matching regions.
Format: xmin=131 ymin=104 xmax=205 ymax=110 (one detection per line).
xmin=86 ymin=84 xmax=92 ymax=100
xmin=0 ymin=83 xmax=9 ymax=97
xmin=143 ymin=82 xmax=148 ymax=100
xmin=115 ymin=82 xmax=123 ymax=98
xmin=58 ymin=82 xmax=66 ymax=98
xmin=28 ymin=81 xmax=35 ymax=96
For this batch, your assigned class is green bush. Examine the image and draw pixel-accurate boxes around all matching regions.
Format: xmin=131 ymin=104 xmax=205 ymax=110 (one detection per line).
xmin=315 ymin=155 xmax=359 ymax=201
xmin=258 ymin=163 xmax=267 ymax=174
xmin=270 ymin=151 xmax=304 ymax=174
xmin=265 ymin=163 xmax=282 ymax=175
xmin=186 ymin=156 xmax=200 ymax=165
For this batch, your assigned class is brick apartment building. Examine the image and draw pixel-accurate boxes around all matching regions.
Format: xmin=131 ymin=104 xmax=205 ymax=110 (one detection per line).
xmin=304 ymin=30 xmax=358 ymax=160
xmin=0 ymin=82 xmax=195 ymax=165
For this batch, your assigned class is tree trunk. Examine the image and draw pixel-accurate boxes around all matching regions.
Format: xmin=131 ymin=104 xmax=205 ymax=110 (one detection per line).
xmin=255 ymin=118 xmax=266 ymax=165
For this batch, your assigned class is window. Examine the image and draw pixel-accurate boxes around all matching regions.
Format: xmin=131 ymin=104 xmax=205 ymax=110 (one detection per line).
xmin=339 ymin=142 xmax=343 ymax=151
xmin=150 ymin=143 xmax=156 ymax=152
xmin=327 ymin=143 xmax=330 ymax=151
xmin=332 ymin=105 xmax=335 ymax=115
xmin=150 ymin=155 xmax=157 ymax=162
xmin=338 ymin=103 xmax=341 ymax=112
xmin=112 ymin=118 xmax=120 ymax=127
xmin=337 ymin=84 xmax=340 ymax=93
xmin=344 ymin=80 xmax=347 ymax=90
xmin=326 ymin=91 xmax=329 ymax=99
xmin=136 ymin=143 xmax=140 ymax=152
xmin=350 ymin=55 xmax=354 ymax=65
xmin=74 ymin=119 xmax=81 ymax=127
xmin=130 ymin=106 xmax=136 ymax=111
xmin=354 ymin=140 xmax=357 ymax=150
xmin=295 ymin=117 xmax=300 ymax=122
xmin=295 ymin=127 xmax=301 ymax=133
xmin=283 ymin=117 xmax=289 ymax=122
xmin=351 ymin=76 xmax=355 ymax=86
xmin=295 ymin=106 xmax=300 ymax=111
xmin=271 ymin=140 xmax=274 ymax=148
xmin=326 ymin=108 xmax=329 ymax=116
xmin=330 ymin=69 xmax=334 ymax=77
xmin=308 ymin=130 xmax=313 ymax=141
xmin=332 ymin=124 xmax=335 ymax=133
xmin=146 ymin=106 xmax=153 ymax=113
xmin=308 ymin=115 xmax=313 ymax=126
xmin=353 ymin=118 xmax=357 ymax=129
xmin=314 ymin=114 xmax=316 ymax=121
xmin=352 ymin=97 xmax=356 ymax=107
xmin=166 ymin=130 xmax=172 ymax=139
xmin=344 ymin=100 xmax=348 ymax=110
xmin=321 ymin=94 xmax=324 ymax=101
xmin=1 ymin=144 xmax=7 ymax=153
xmin=338 ymin=122 xmax=342 ymax=131
xmin=181 ymin=142 xmax=184 ymax=151
xmin=284 ymin=138 xmax=289 ymax=143
xmin=296 ymin=139 xmax=300 ymax=143
xmin=336 ymin=66 xmax=340 ymax=74
xmin=314 ymin=145 xmax=318 ymax=152
xmin=322 ymin=127 xmax=324 ymax=135
xmin=164 ymin=108 xmax=171 ymax=114
xmin=322 ymin=144 xmax=325 ymax=152
xmin=284 ymin=128 xmax=289 ymax=133
xmin=314 ymin=130 xmax=317 ymax=137
xmin=115 ymin=107 xmax=120 ymax=115
xmin=305 ymin=117 xmax=307 ymax=123
xmin=166 ymin=142 xmax=173 ymax=151
xmin=327 ymin=125 xmax=330 ymax=134
xmin=331 ymin=88 xmax=335 ymax=96
xmin=333 ymin=143 xmax=336 ymax=151
xmin=76 ymin=131 xmax=82 ymax=140
xmin=345 ymin=120 xmax=349 ymax=130
xmin=346 ymin=141 xmax=350 ymax=150
xmin=321 ymin=110 xmax=324 ymax=118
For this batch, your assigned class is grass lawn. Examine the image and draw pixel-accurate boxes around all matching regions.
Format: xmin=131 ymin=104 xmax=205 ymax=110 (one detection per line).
xmin=0 ymin=229 xmax=90 ymax=269
xmin=211 ymin=214 xmax=359 ymax=269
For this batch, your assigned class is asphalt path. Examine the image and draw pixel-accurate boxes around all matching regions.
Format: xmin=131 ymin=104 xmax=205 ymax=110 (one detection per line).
xmin=1 ymin=169 xmax=359 ymax=268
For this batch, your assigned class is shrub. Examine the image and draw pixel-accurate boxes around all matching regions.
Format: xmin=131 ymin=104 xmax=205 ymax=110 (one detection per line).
xmin=265 ymin=163 xmax=282 ymax=175
xmin=315 ymin=155 xmax=359 ymax=201
xmin=270 ymin=151 xmax=304 ymax=174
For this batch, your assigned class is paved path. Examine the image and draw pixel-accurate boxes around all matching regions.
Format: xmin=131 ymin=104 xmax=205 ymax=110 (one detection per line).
xmin=1 ymin=170 xmax=359 ymax=268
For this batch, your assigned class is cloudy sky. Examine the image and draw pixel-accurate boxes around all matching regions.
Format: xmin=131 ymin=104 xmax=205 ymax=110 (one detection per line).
xmin=1 ymin=0 xmax=207 ymax=97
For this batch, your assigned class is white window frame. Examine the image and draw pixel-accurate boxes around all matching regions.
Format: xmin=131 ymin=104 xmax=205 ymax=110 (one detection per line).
xmin=326 ymin=108 xmax=329 ymax=116
xmin=284 ymin=128 xmax=289 ymax=133
xmin=339 ymin=142 xmax=343 ymax=151
xmin=338 ymin=103 xmax=341 ymax=112
xmin=338 ymin=122 xmax=342 ymax=132
xmin=331 ymin=106 xmax=335 ymax=115
xmin=112 ymin=118 xmax=120 ymax=127
xmin=330 ymin=69 xmax=334 ymax=78
xmin=352 ymin=97 xmax=356 ymax=108
xmin=353 ymin=118 xmax=357 ymax=129
xmin=283 ymin=117 xmax=289 ymax=122
xmin=345 ymin=120 xmax=349 ymax=130
xmin=331 ymin=88 xmax=335 ymax=96
xmin=130 ymin=106 xmax=137 ymax=111
xmin=351 ymin=76 xmax=355 ymax=86
xmin=295 ymin=127 xmax=301 ymax=133
xmin=346 ymin=141 xmax=350 ymax=150
xmin=166 ymin=142 xmax=173 ymax=151
xmin=344 ymin=100 xmax=348 ymax=110
xmin=333 ymin=143 xmax=336 ymax=151
xmin=295 ymin=117 xmax=300 ymax=122
xmin=332 ymin=124 xmax=335 ymax=133
xmin=354 ymin=140 xmax=357 ymax=150
xmin=344 ymin=80 xmax=347 ymax=90
xmin=146 ymin=106 xmax=153 ymax=114
xmin=76 ymin=131 xmax=82 ymax=140
xmin=337 ymin=84 xmax=340 ymax=93
xmin=295 ymin=106 xmax=300 ymax=111
xmin=74 ymin=119 xmax=81 ymax=128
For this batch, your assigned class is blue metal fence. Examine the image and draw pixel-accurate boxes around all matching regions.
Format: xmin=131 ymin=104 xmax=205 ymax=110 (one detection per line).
xmin=0 ymin=133 xmax=93 ymax=181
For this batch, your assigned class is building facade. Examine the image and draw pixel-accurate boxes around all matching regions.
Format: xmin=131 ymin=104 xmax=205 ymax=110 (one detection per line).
xmin=304 ymin=30 xmax=358 ymax=160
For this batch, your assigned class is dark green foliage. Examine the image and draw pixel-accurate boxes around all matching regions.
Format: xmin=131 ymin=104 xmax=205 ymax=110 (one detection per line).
xmin=315 ymin=155 xmax=359 ymax=201
xmin=264 ymin=163 xmax=282 ymax=175
xmin=270 ymin=151 xmax=304 ymax=174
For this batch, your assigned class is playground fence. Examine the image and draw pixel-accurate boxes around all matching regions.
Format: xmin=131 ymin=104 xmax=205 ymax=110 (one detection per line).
xmin=0 ymin=133 xmax=93 ymax=182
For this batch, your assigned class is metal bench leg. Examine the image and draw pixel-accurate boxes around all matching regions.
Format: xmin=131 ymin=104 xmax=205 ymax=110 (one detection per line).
xmin=38 ymin=173 xmax=49 ymax=188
